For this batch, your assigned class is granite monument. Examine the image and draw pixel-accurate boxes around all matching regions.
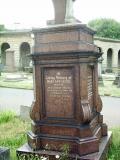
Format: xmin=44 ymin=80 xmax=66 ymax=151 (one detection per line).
xmin=17 ymin=0 xmax=112 ymax=159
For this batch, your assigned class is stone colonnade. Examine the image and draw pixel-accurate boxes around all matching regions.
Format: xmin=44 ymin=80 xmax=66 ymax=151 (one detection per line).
xmin=95 ymin=37 xmax=120 ymax=73
xmin=0 ymin=30 xmax=34 ymax=71
xmin=0 ymin=30 xmax=120 ymax=73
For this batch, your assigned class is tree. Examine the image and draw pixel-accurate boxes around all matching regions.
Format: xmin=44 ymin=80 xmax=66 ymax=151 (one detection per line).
xmin=88 ymin=18 xmax=120 ymax=39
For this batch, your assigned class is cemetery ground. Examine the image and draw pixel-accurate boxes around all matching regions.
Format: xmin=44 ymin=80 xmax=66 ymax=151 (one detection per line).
xmin=0 ymin=72 xmax=33 ymax=90
xmin=0 ymin=72 xmax=120 ymax=159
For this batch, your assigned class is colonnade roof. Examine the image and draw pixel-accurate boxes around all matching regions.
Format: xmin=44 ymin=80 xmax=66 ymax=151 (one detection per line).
xmin=0 ymin=29 xmax=32 ymax=35
xmin=95 ymin=36 xmax=120 ymax=43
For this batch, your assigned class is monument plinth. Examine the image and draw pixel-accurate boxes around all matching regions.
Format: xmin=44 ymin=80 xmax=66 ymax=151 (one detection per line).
xmin=17 ymin=1 xmax=111 ymax=159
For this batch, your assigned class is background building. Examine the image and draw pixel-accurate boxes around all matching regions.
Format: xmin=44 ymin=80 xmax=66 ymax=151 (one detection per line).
xmin=0 ymin=30 xmax=120 ymax=73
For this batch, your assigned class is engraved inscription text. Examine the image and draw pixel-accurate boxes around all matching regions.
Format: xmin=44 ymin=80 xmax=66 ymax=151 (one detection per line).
xmin=44 ymin=68 xmax=74 ymax=118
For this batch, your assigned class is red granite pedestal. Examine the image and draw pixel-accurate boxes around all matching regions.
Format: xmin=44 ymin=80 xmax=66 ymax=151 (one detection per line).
xmin=17 ymin=24 xmax=112 ymax=160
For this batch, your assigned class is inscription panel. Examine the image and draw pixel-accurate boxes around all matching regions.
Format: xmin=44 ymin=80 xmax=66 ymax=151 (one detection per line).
xmin=44 ymin=68 xmax=74 ymax=118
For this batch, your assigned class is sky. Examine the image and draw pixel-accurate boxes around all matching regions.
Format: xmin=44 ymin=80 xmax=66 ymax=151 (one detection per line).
xmin=0 ymin=0 xmax=120 ymax=29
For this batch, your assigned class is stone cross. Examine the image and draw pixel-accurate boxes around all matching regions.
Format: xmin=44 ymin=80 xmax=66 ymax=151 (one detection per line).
xmin=52 ymin=0 xmax=76 ymax=24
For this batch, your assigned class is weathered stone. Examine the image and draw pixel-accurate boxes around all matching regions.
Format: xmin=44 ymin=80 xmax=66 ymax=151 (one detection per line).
xmin=5 ymin=49 xmax=16 ymax=72
xmin=20 ymin=105 xmax=31 ymax=121
xmin=0 ymin=30 xmax=34 ymax=71
xmin=0 ymin=147 xmax=10 ymax=160
xmin=52 ymin=0 xmax=76 ymax=24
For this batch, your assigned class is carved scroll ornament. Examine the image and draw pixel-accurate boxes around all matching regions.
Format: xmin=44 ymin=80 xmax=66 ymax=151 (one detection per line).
xmin=81 ymin=100 xmax=92 ymax=123
xmin=30 ymin=101 xmax=40 ymax=121
xmin=96 ymin=95 xmax=103 ymax=113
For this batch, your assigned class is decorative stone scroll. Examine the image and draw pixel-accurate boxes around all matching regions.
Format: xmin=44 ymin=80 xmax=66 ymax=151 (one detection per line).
xmin=81 ymin=100 xmax=92 ymax=123
xmin=96 ymin=95 xmax=103 ymax=113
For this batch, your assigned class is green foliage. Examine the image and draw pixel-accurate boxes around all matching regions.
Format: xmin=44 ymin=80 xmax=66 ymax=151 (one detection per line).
xmin=0 ymin=111 xmax=15 ymax=124
xmin=59 ymin=144 xmax=70 ymax=160
xmin=0 ymin=115 xmax=30 ymax=160
xmin=0 ymin=72 xmax=33 ymax=90
xmin=88 ymin=18 xmax=120 ymax=39
xmin=108 ymin=128 xmax=120 ymax=160
xmin=99 ymin=79 xmax=120 ymax=97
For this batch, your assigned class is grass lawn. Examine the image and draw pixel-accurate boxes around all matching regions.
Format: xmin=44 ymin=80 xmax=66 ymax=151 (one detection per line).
xmin=0 ymin=72 xmax=33 ymax=90
xmin=99 ymin=80 xmax=120 ymax=97
xmin=0 ymin=111 xmax=30 ymax=160
xmin=108 ymin=127 xmax=120 ymax=160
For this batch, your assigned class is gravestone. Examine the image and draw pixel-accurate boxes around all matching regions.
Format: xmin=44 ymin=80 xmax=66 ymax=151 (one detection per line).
xmin=113 ymin=69 xmax=120 ymax=85
xmin=17 ymin=0 xmax=111 ymax=159
xmin=5 ymin=49 xmax=15 ymax=72
xmin=0 ymin=147 xmax=10 ymax=160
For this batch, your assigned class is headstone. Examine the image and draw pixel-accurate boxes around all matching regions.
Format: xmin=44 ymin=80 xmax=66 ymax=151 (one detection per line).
xmin=0 ymin=147 xmax=10 ymax=160
xmin=113 ymin=70 xmax=120 ymax=85
xmin=5 ymin=49 xmax=15 ymax=72
xmin=17 ymin=0 xmax=111 ymax=159
xmin=20 ymin=105 xmax=31 ymax=121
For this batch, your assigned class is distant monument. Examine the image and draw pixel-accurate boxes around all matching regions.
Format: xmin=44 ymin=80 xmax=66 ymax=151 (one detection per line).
xmin=5 ymin=49 xmax=15 ymax=72
xmin=17 ymin=0 xmax=112 ymax=159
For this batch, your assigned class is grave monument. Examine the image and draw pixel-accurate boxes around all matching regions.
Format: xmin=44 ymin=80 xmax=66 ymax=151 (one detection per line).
xmin=5 ymin=49 xmax=15 ymax=72
xmin=0 ymin=147 xmax=10 ymax=160
xmin=17 ymin=0 xmax=112 ymax=159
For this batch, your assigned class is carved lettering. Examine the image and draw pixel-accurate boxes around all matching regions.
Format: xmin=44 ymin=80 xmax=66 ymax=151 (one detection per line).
xmin=44 ymin=68 xmax=74 ymax=118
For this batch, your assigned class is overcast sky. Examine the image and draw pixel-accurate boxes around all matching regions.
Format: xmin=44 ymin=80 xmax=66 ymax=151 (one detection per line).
xmin=0 ymin=0 xmax=120 ymax=29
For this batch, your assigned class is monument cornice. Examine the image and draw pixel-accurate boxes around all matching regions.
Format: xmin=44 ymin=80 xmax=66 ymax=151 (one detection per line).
xmin=30 ymin=50 xmax=102 ymax=59
xmin=32 ymin=23 xmax=96 ymax=35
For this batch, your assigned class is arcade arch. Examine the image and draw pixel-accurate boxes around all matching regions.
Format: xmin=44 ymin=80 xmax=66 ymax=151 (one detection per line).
xmin=19 ymin=42 xmax=31 ymax=70
xmin=1 ymin=43 xmax=10 ymax=65
xmin=107 ymin=48 xmax=113 ymax=72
